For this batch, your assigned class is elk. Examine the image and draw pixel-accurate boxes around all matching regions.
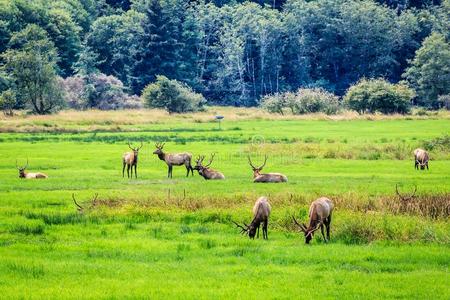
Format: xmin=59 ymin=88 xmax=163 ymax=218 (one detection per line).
xmin=122 ymin=142 xmax=143 ymax=178
xmin=395 ymin=184 xmax=417 ymax=202
xmin=194 ymin=153 xmax=225 ymax=180
xmin=153 ymin=142 xmax=194 ymax=178
xmin=72 ymin=193 xmax=98 ymax=213
xmin=247 ymin=155 xmax=288 ymax=183
xmin=292 ymin=197 xmax=334 ymax=244
xmin=233 ymin=196 xmax=271 ymax=239
xmin=414 ymin=148 xmax=429 ymax=170
xmin=16 ymin=159 xmax=48 ymax=179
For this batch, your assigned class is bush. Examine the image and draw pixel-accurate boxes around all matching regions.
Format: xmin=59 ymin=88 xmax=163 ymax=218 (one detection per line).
xmin=61 ymin=74 xmax=142 ymax=110
xmin=261 ymin=88 xmax=340 ymax=115
xmin=344 ymin=78 xmax=414 ymax=114
xmin=438 ymin=94 xmax=450 ymax=110
xmin=142 ymin=75 xmax=206 ymax=113
xmin=0 ymin=89 xmax=17 ymax=116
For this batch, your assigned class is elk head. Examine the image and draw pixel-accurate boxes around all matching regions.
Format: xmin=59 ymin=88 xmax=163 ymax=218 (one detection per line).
xmin=16 ymin=158 xmax=29 ymax=178
xmin=292 ymin=215 xmax=321 ymax=244
xmin=395 ymin=184 xmax=417 ymax=202
xmin=247 ymin=155 xmax=267 ymax=178
xmin=153 ymin=142 xmax=165 ymax=155
xmin=194 ymin=153 xmax=215 ymax=174
xmin=128 ymin=141 xmax=143 ymax=157
xmin=232 ymin=220 xmax=258 ymax=239
xmin=72 ymin=193 xmax=98 ymax=213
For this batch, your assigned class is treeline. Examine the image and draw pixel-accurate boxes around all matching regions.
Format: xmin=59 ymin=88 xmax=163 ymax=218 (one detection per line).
xmin=0 ymin=0 xmax=449 ymax=114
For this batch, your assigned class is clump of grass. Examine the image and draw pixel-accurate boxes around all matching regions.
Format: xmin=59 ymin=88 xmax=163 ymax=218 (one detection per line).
xmin=9 ymin=219 xmax=45 ymax=235
xmin=381 ymin=194 xmax=450 ymax=219
xmin=199 ymin=239 xmax=216 ymax=249
xmin=6 ymin=261 xmax=45 ymax=278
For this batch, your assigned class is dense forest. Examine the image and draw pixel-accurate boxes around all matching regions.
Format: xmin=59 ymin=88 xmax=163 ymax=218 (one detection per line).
xmin=0 ymin=0 xmax=449 ymax=113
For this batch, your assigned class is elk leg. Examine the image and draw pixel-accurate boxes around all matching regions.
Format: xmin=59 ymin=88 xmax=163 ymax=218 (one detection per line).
xmin=185 ymin=165 xmax=190 ymax=177
xmin=320 ymin=224 xmax=326 ymax=242
xmin=122 ymin=163 xmax=126 ymax=178
xmin=426 ymin=163 xmax=429 ymax=170
xmin=257 ymin=225 xmax=260 ymax=239
xmin=134 ymin=164 xmax=137 ymax=178
xmin=326 ymin=215 xmax=332 ymax=241
xmin=127 ymin=165 xmax=131 ymax=178
xmin=168 ymin=165 xmax=173 ymax=178
xmin=263 ymin=220 xmax=268 ymax=240
xmin=190 ymin=165 xmax=194 ymax=176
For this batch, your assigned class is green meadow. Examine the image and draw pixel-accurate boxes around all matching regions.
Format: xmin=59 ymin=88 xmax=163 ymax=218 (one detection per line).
xmin=0 ymin=109 xmax=449 ymax=299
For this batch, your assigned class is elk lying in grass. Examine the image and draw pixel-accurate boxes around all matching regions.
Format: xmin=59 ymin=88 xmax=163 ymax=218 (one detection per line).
xmin=414 ymin=148 xmax=429 ymax=170
xmin=194 ymin=153 xmax=225 ymax=180
xmin=293 ymin=197 xmax=334 ymax=244
xmin=72 ymin=193 xmax=98 ymax=213
xmin=248 ymin=155 xmax=287 ymax=183
xmin=122 ymin=142 xmax=143 ymax=178
xmin=233 ymin=196 xmax=271 ymax=239
xmin=16 ymin=159 xmax=48 ymax=179
xmin=153 ymin=142 xmax=194 ymax=178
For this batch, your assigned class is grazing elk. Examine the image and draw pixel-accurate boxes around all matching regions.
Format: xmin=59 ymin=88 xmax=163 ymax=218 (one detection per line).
xmin=153 ymin=142 xmax=194 ymax=178
xmin=194 ymin=153 xmax=225 ymax=180
xmin=122 ymin=142 xmax=143 ymax=178
xmin=414 ymin=148 xmax=429 ymax=170
xmin=16 ymin=159 xmax=48 ymax=179
xmin=292 ymin=197 xmax=334 ymax=244
xmin=248 ymin=155 xmax=288 ymax=183
xmin=233 ymin=196 xmax=271 ymax=239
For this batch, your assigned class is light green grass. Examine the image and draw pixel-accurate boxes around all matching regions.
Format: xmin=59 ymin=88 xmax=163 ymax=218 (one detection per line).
xmin=0 ymin=112 xmax=449 ymax=299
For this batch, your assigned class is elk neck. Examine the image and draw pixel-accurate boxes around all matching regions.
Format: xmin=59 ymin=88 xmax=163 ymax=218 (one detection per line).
xmin=157 ymin=152 xmax=166 ymax=161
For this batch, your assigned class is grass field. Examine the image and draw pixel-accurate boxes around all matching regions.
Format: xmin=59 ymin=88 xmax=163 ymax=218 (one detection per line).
xmin=0 ymin=108 xmax=449 ymax=299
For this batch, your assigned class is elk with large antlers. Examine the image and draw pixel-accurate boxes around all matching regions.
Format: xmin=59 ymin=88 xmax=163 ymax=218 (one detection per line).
xmin=122 ymin=142 xmax=143 ymax=178
xmin=194 ymin=153 xmax=225 ymax=180
xmin=292 ymin=197 xmax=334 ymax=244
xmin=414 ymin=148 xmax=429 ymax=170
xmin=248 ymin=155 xmax=287 ymax=183
xmin=16 ymin=159 xmax=48 ymax=179
xmin=72 ymin=193 xmax=98 ymax=213
xmin=233 ymin=196 xmax=271 ymax=239
xmin=395 ymin=184 xmax=417 ymax=202
xmin=153 ymin=142 xmax=194 ymax=178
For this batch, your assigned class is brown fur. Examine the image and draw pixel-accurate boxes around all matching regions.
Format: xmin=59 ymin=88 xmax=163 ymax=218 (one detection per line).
xmin=233 ymin=196 xmax=271 ymax=239
xmin=293 ymin=197 xmax=334 ymax=244
xmin=153 ymin=142 xmax=194 ymax=178
xmin=248 ymin=155 xmax=288 ymax=183
xmin=414 ymin=148 xmax=429 ymax=170
xmin=194 ymin=154 xmax=225 ymax=180
xmin=16 ymin=159 xmax=47 ymax=179
xmin=122 ymin=142 xmax=142 ymax=178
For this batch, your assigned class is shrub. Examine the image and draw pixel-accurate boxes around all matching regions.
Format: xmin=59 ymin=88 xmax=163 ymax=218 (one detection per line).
xmin=142 ymin=75 xmax=206 ymax=113
xmin=61 ymin=74 xmax=142 ymax=110
xmin=438 ymin=94 xmax=450 ymax=110
xmin=344 ymin=78 xmax=414 ymax=114
xmin=261 ymin=88 xmax=340 ymax=115
xmin=0 ymin=89 xmax=17 ymax=116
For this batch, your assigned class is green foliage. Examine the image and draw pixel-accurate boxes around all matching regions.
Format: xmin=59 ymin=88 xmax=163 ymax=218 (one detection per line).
xmin=344 ymin=78 xmax=414 ymax=114
xmin=142 ymin=75 xmax=206 ymax=113
xmin=0 ymin=89 xmax=16 ymax=116
xmin=261 ymin=88 xmax=340 ymax=115
xmin=403 ymin=32 xmax=450 ymax=108
xmin=1 ymin=25 xmax=64 ymax=114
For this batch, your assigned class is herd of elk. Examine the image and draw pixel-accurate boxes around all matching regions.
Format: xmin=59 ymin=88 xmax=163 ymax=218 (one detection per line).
xmin=292 ymin=197 xmax=334 ymax=244
xmin=194 ymin=153 xmax=225 ymax=180
xmin=16 ymin=159 xmax=47 ymax=179
xmin=414 ymin=148 xmax=429 ymax=170
xmin=248 ymin=155 xmax=288 ymax=183
xmin=233 ymin=196 xmax=271 ymax=239
xmin=122 ymin=142 xmax=143 ymax=178
xmin=153 ymin=142 xmax=194 ymax=178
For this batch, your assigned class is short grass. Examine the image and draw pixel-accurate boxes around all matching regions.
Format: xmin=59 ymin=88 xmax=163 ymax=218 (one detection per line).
xmin=0 ymin=108 xmax=449 ymax=299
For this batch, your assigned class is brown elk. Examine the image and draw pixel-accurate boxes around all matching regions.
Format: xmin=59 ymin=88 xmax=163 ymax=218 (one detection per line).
xmin=414 ymin=148 xmax=429 ymax=170
xmin=72 ymin=193 xmax=98 ymax=213
xmin=248 ymin=155 xmax=288 ymax=183
xmin=233 ymin=196 xmax=271 ymax=239
xmin=16 ymin=159 xmax=48 ymax=179
xmin=153 ymin=142 xmax=194 ymax=178
xmin=194 ymin=153 xmax=225 ymax=180
xmin=122 ymin=142 xmax=143 ymax=178
xmin=292 ymin=197 xmax=334 ymax=244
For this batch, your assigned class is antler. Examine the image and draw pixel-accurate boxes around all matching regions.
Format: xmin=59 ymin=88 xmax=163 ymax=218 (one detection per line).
xmin=127 ymin=141 xmax=135 ymax=151
xmin=155 ymin=142 xmax=165 ymax=149
xmin=248 ymin=155 xmax=267 ymax=170
xmin=292 ymin=215 xmax=307 ymax=232
xmin=204 ymin=153 xmax=216 ymax=168
xmin=137 ymin=142 xmax=143 ymax=150
xmin=395 ymin=184 xmax=417 ymax=201
xmin=232 ymin=220 xmax=248 ymax=235
xmin=260 ymin=155 xmax=268 ymax=169
xmin=72 ymin=193 xmax=84 ymax=212
xmin=247 ymin=155 xmax=256 ymax=169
